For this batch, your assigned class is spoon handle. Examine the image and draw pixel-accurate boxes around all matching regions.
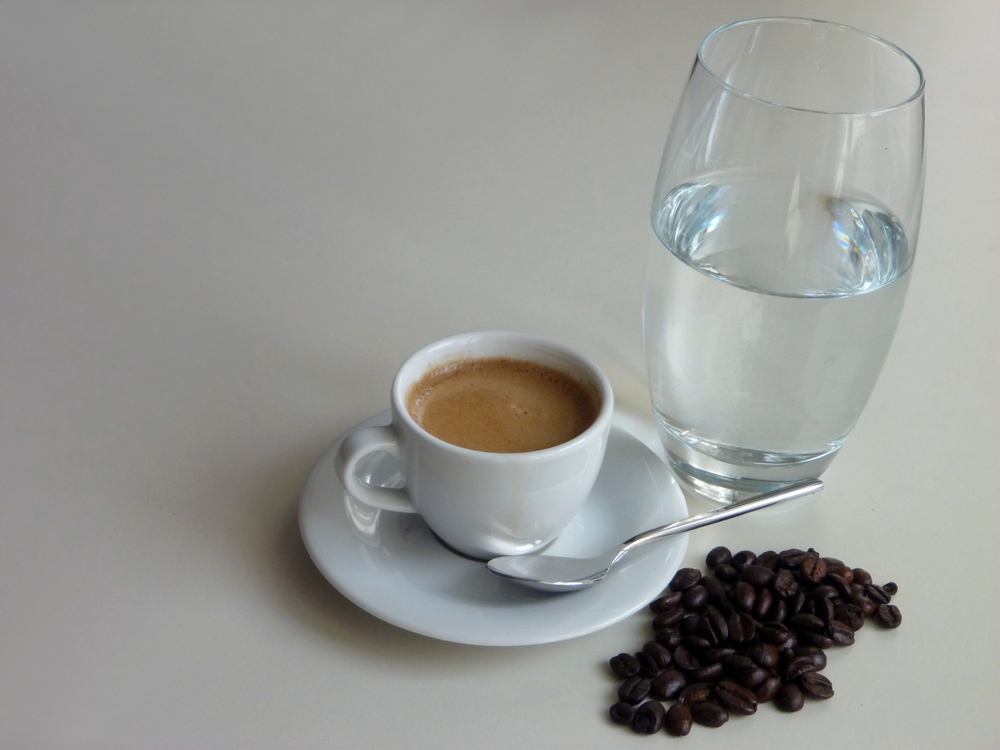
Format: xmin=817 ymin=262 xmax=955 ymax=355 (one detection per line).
xmin=616 ymin=478 xmax=824 ymax=559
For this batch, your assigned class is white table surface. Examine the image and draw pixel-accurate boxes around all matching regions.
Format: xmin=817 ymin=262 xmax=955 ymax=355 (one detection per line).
xmin=2 ymin=2 xmax=997 ymax=748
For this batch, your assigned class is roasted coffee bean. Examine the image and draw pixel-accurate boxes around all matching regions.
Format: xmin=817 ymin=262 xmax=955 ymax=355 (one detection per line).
xmin=777 ymin=631 xmax=799 ymax=651
xmin=703 ymin=601 xmax=727 ymax=619
xmin=680 ymin=614 xmax=701 ymax=637
xmin=618 ymin=676 xmax=651 ymax=705
xmin=771 ymin=598 xmax=789 ymax=623
xmin=692 ymin=662 xmax=725 ymax=683
xmin=800 ymin=631 xmax=835 ymax=649
xmin=635 ymin=650 xmax=662 ymax=678
xmin=609 ymin=701 xmax=635 ymax=725
xmin=741 ymin=564 xmax=775 ymax=588
xmin=755 ymin=674 xmax=783 ymax=703
xmin=772 ymin=568 xmax=799 ymax=598
xmin=811 ymin=584 xmax=840 ymax=600
xmin=672 ymin=645 xmax=700 ymax=672
xmin=775 ymin=682 xmax=805 ymax=712
xmin=642 ymin=641 xmax=672 ymax=668
xmin=650 ymin=669 xmax=686 ymax=700
xmin=716 ymin=679 xmax=758 ymax=715
xmin=800 ymin=551 xmax=827 ymax=584
xmin=827 ymin=573 xmax=854 ymax=600
xmin=678 ymin=682 xmax=715 ymax=706
xmin=703 ymin=647 xmax=736 ymax=663
xmin=756 ymin=550 xmax=779 ymax=570
xmin=721 ymin=653 xmax=756 ymax=673
xmin=739 ymin=667 xmax=771 ymax=688
xmin=883 ymin=581 xmax=899 ymax=596
xmin=609 ymin=653 xmax=641 ymax=678
xmin=683 ymin=584 xmax=709 ymax=611
xmin=698 ymin=610 xmax=729 ymax=647
xmin=813 ymin=596 xmax=836 ymax=624
xmin=877 ymin=603 xmax=903 ymax=628
xmin=632 ymin=700 xmax=666 ymax=734
xmin=706 ymin=546 xmax=732 ymax=567
xmin=852 ymin=567 xmax=873 ymax=586
xmin=778 ymin=548 xmax=808 ymax=568
xmin=669 ymin=567 xmax=703 ymax=592
xmin=731 ymin=550 xmax=757 ymax=571
xmin=826 ymin=563 xmax=854 ymax=584
xmin=649 ymin=590 xmax=683 ymax=613
xmin=678 ymin=612 xmax=701 ymax=635
xmin=701 ymin=602 xmax=722 ymax=616
xmin=682 ymin=635 xmax=712 ymax=653
xmin=691 ymin=701 xmax=729 ymax=727
xmin=827 ymin=620 xmax=856 ymax=645
xmin=734 ymin=581 xmax=757 ymax=613
xmin=793 ymin=645 xmax=827 ymax=671
xmin=652 ymin=607 xmax=685 ymax=630
xmin=750 ymin=642 xmax=781 ymax=669
xmin=799 ymin=671 xmax=835 ymax=699
xmin=713 ymin=563 xmax=740 ymax=583
xmin=789 ymin=613 xmax=826 ymax=634
xmin=754 ymin=587 xmax=775 ymax=620
xmin=712 ymin=594 xmax=737 ymax=619
xmin=702 ymin=574 xmax=727 ymax=600
xmin=866 ymin=584 xmax=892 ymax=604
xmin=759 ymin=622 xmax=793 ymax=646
xmin=789 ymin=590 xmax=807 ymax=617
xmin=727 ymin=612 xmax=757 ymax=644
xmin=784 ymin=655 xmax=817 ymax=681
xmin=655 ymin=627 xmax=683 ymax=649
xmin=821 ymin=556 xmax=845 ymax=570
xmin=835 ymin=602 xmax=866 ymax=632
xmin=665 ymin=704 xmax=693 ymax=736
xmin=852 ymin=593 xmax=878 ymax=617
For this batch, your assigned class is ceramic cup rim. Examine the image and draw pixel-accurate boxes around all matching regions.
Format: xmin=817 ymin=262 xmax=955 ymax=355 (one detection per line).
xmin=389 ymin=330 xmax=614 ymax=462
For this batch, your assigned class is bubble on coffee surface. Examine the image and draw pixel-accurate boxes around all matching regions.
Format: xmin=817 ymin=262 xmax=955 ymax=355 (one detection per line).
xmin=605 ymin=547 xmax=901 ymax=736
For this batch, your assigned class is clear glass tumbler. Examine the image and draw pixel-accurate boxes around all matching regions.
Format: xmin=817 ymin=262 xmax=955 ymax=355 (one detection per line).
xmin=644 ymin=18 xmax=925 ymax=501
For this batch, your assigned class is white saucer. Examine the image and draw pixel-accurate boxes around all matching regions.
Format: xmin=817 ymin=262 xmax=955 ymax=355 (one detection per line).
xmin=298 ymin=411 xmax=688 ymax=646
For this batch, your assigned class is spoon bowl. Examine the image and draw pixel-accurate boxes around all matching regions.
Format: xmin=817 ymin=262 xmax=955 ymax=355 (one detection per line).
xmin=487 ymin=479 xmax=823 ymax=592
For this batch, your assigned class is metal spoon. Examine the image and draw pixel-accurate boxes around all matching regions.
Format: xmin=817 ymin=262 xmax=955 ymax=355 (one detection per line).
xmin=486 ymin=478 xmax=823 ymax=592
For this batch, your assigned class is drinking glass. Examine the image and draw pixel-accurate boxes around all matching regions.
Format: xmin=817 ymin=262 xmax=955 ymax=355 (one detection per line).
xmin=643 ymin=18 xmax=925 ymax=501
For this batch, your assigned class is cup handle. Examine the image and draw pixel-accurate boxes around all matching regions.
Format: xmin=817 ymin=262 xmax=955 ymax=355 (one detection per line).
xmin=335 ymin=424 xmax=418 ymax=513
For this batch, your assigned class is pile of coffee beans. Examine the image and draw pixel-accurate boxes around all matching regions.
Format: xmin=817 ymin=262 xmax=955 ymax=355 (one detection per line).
xmin=607 ymin=547 xmax=901 ymax=736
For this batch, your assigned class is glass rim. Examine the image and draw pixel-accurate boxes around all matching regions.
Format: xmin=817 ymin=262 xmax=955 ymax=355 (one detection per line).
xmin=697 ymin=17 xmax=925 ymax=115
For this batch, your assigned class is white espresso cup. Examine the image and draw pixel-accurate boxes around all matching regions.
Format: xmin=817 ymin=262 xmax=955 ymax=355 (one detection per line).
xmin=335 ymin=331 xmax=614 ymax=559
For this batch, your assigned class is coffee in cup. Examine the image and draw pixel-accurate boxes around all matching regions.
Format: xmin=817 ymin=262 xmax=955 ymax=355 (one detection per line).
xmin=406 ymin=356 xmax=601 ymax=454
xmin=335 ymin=331 xmax=614 ymax=559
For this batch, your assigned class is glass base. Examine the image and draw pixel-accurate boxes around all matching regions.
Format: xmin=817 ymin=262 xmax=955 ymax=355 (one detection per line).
xmin=664 ymin=456 xmax=804 ymax=503
xmin=658 ymin=428 xmax=838 ymax=504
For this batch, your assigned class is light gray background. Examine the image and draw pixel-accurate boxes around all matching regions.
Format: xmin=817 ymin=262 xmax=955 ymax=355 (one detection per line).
xmin=1 ymin=2 xmax=997 ymax=748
